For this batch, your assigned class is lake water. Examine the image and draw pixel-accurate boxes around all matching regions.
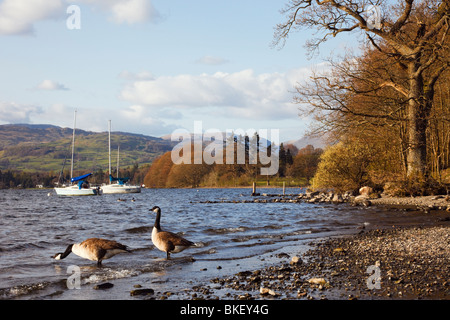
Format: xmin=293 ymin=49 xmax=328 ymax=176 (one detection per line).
xmin=0 ymin=188 xmax=444 ymax=300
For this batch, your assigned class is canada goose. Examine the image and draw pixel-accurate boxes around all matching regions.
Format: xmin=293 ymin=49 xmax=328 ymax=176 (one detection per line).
xmin=150 ymin=206 xmax=195 ymax=259
xmin=52 ymin=238 xmax=131 ymax=266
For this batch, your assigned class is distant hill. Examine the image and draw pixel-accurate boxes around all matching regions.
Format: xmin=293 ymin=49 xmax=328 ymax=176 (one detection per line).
xmin=284 ymin=135 xmax=328 ymax=150
xmin=161 ymin=131 xmax=272 ymax=149
xmin=0 ymin=124 xmax=176 ymax=172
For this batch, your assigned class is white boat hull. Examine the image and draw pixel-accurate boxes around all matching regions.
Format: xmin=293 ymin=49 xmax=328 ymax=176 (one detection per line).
xmin=54 ymin=186 xmax=99 ymax=196
xmin=101 ymin=184 xmax=141 ymax=194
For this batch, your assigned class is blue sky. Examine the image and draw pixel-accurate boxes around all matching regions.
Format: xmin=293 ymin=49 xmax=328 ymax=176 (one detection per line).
xmin=0 ymin=0 xmax=354 ymax=142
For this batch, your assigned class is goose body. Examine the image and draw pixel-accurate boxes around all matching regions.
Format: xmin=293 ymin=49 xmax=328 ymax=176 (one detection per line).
xmin=53 ymin=238 xmax=131 ymax=266
xmin=150 ymin=206 xmax=194 ymax=259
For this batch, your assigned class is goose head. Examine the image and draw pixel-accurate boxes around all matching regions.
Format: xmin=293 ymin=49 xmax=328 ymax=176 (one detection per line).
xmin=149 ymin=206 xmax=162 ymax=230
xmin=150 ymin=206 xmax=161 ymax=214
xmin=52 ymin=244 xmax=74 ymax=260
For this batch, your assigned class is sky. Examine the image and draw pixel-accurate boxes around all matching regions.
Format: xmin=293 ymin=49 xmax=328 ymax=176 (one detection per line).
xmin=0 ymin=0 xmax=355 ymax=142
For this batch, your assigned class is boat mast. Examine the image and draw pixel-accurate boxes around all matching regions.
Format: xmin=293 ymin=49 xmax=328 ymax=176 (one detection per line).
xmin=71 ymin=110 xmax=77 ymax=182
xmin=117 ymin=145 xmax=120 ymax=178
xmin=108 ymin=120 xmax=112 ymax=184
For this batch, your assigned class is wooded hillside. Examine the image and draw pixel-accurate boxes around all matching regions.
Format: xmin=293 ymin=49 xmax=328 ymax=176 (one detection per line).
xmin=144 ymin=137 xmax=323 ymax=188
xmin=0 ymin=124 xmax=175 ymax=188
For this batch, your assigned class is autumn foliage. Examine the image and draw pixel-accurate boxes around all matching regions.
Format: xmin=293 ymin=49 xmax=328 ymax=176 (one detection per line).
xmin=143 ymin=141 xmax=322 ymax=188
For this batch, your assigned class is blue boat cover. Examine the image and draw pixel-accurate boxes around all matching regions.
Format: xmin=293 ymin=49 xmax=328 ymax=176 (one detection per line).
xmin=109 ymin=174 xmax=130 ymax=185
xmin=71 ymin=173 xmax=93 ymax=183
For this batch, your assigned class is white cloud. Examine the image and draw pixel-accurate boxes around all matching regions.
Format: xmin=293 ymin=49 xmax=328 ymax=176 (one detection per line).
xmin=0 ymin=101 xmax=42 ymax=123
xmin=36 ymin=80 xmax=69 ymax=91
xmin=73 ymin=0 xmax=160 ymax=24
xmin=117 ymin=104 xmax=179 ymax=135
xmin=110 ymin=0 xmax=156 ymax=24
xmin=0 ymin=0 xmax=63 ymax=35
xmin=27 ymin=103 xmax=174 ymax=137
xmin=119 ymin=68 xmax=312 ymax=121
xmin=195 ymin=55 xmax=229 ymax=66
xmin=0 ymin=0 xmax=160 ymax=36
xmin=118 ymin=70 xmax=154 ymax=81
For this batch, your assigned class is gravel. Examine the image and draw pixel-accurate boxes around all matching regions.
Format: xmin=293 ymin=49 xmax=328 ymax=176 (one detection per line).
xmin=301 ymin=226 xmax=450 ymax=299
xmin=181 ymin=225 xmax=449 ymax=300
xmin=370 ymin=195 xmax=450 ymax=210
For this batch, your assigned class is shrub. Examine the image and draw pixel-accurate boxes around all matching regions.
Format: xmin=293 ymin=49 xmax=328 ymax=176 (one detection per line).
xmin=310 ymin=140 xmax=379 ymax=193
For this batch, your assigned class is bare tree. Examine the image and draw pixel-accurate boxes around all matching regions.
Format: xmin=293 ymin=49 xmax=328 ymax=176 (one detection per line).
xmin=275 ymin=0 xmax=450 ymax=177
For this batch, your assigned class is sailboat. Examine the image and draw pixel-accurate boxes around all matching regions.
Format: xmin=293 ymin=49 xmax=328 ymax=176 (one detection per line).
xmin=54 ymin=110 xmax=100 ymax=196
xmin=101 ymin=120 xmax=141 ymax=194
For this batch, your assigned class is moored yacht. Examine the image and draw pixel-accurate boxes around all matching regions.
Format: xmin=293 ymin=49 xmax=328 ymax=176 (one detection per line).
xmin=101 ymin=120 xmax=141 ymax=194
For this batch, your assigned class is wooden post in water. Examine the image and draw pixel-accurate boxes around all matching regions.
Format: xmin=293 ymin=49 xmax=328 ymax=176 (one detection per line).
xmin=251 ymin=182 xmax=259 ymax=196
xmin=283 ymin=181 xmax=286 ymax=195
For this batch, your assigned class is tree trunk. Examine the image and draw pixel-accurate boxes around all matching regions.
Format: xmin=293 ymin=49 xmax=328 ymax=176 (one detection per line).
xmin=406 ymin=63 xmax=429 ymax=177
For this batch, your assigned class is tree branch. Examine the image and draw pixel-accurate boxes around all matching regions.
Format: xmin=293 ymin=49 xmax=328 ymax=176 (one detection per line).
xmin=391 ymin=0 xmax=413 ymax=34
xmin=415 ymin=7 xmax=450 ymax=53
xmin=379 ymin=81 xmax=409 ymax=97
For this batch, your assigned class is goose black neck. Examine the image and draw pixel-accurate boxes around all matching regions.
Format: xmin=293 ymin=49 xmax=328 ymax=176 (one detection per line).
xmin=154 ymin=209 xmax=161 ymax=230
xmin=60 ymin=244 xmax=74 ymax=259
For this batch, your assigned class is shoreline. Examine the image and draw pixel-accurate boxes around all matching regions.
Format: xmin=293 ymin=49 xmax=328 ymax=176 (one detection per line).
xmin=193 ymin=188 xmax=450 ymax=212
xmin=177 ymin=224 xmax=449 ymax=300
xmin=368 ymin=194 xmax=450 ymax=209
xmin=173 ymin=194 xmax=450 ymax=300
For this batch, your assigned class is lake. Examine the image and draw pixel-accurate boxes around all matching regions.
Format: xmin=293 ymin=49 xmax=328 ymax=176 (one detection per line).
xmin=0 ymin=188 xmax=439 ymax=300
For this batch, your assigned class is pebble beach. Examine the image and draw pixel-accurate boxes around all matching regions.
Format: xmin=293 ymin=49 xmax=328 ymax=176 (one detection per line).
xmin=179 ymin=225 xmax=449 ymax=300
xmin=175 ymin=195 xmax=450 ymax=300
